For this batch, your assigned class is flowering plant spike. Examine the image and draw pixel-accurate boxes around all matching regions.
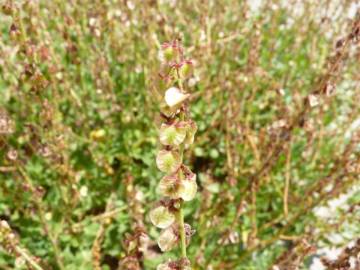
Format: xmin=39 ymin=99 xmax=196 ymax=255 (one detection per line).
xmin=152 ymin=40 xmax=197 ymax=270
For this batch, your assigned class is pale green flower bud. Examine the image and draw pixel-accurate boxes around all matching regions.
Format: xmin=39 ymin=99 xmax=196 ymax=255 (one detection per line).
xmin=157 ymin=227 xmax=178 ymax=252
xmin=159 ymin=122 xmax=187 ymax=146
xmin=184 ymin=120 xmax=198 ymax=146
xmin=179 ymin=60 xmax=193 ymax=79
xmin=164 ymin=47 xmax=175 ymax=61
xmin=161 ymin=43 xmax=178 ymax=62
xmin=156 ymin=150 xmax=182 ymax=173
xmin=149 ymin=206 xmax=175 ymax=229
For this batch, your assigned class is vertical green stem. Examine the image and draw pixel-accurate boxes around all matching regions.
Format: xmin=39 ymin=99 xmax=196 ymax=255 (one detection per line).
xmin=176 ymin=203 xmax=187 ymax=259
xmin=179 ymin=205 xmax=187 ymax=258
xmin=178 ymin=101 xmax=187 ymax=261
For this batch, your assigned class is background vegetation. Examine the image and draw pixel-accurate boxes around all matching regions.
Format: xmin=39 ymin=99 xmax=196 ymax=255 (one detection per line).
xmin=0 ymin=0 xmax=359 ymax=269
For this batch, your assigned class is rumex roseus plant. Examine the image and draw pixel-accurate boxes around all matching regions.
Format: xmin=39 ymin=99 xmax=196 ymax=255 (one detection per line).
xmin=0 ymin=1 xmax=359 ymax=269
xmin=149 ymin=40 xmax=197 ymax=270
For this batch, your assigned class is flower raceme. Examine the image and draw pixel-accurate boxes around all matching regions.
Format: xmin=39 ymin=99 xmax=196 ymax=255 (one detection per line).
xmin=150 ymin=40 xmax=198 ymax=270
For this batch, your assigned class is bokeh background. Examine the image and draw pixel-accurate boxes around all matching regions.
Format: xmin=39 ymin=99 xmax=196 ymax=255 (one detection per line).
xmin=0 ymin=0 xmax=359 ymax=269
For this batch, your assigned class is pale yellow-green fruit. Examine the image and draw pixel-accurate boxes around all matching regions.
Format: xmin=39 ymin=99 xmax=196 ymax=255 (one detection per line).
xmin=149 ymin=206 xmax=175 ymax=229
xmin=156 ymin=150 xmax=182 ymax=173
xmin=157 ymin=227 xmax=178 ymax=252
xmin=179 ymin=61 xmax=193 ymax=78
xmin=184 ymin=120 xmax=198 ymax=146
xmin=162 ymin=46 xmax=177 ymax=62
xmin=179 ymin=173 xmax=197 ymax=201
xmin=158 ymin=174 xmax=182 ymax=199
xmin=159 ymin=122 xmax=187 ymax=146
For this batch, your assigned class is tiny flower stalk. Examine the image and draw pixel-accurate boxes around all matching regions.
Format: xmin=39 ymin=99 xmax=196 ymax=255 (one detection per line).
xmin=150 ymin=40 xmax=197 ymax=270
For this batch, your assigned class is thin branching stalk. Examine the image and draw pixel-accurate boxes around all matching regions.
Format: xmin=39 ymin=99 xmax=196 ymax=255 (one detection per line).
xmin=176 ymin=204 xmax=187 ymax=259
xmin=14 ymin=246 xmax=44 ymax=270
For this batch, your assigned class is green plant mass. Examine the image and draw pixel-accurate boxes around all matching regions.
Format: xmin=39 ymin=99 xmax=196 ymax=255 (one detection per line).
xmin=0 ymin=1 xmax=359 ymax=270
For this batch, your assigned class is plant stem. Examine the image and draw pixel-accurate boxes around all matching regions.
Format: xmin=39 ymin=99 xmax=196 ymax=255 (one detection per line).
xmin=176 ymin=203 xmax=187 ymax=259
xmin=177 ymin=110 xmax=187 ymax=260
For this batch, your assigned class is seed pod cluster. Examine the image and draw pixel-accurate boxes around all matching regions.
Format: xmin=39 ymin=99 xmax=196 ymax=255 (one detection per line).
xmin=150 ymin=40 xmax=197 ymax=269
